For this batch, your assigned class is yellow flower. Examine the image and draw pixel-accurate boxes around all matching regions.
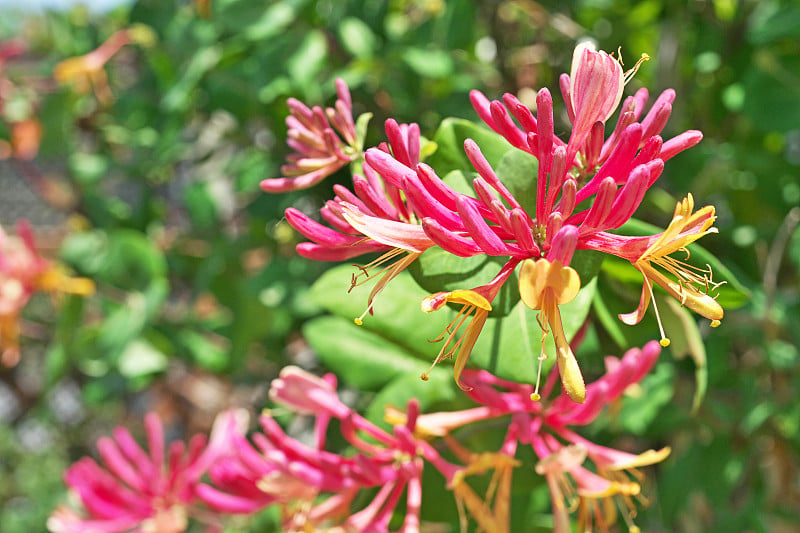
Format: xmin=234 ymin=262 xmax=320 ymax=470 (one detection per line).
xmin=620 ymin=194 xmax=724 ymax=346
xmin=519 ymin=258 xmax=585 ymax=403
xmin=420 ymin=289 xmax=492 ymax=390
xmin=451 ymin=452 xmax=518 ymax=533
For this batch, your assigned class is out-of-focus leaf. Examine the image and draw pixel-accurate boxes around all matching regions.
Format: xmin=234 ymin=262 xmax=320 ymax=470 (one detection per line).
xmin=741 ymin=51 xmax=800 ymax=133
xmin=402 ymin=48 xmax=453 ymax=79
xmin=178 ymin=330 xmax=229 ymax=372
xmin=60 ymin=230 xmax=167 ymax=291
xmin=118 ymin=339 xmax=168 ymax=378
xmin=162 ymin=45 xmax=223 ymax=112
xmin=747 ymin=5 xmax=800 ymax=44
xmin=614 ymin=362 xmax=675 ymax=435
xmin=240 ymin=0 xmax=306 ymax=42
xmin=287 ymin=30 xmax=327 ymax=83
xmin=183 ymin=182 xmax=218 ymax=228
xmin=68 ymin=153 xmax=108 ymax=186
xmin=662 ymin=296 xmax=707 ymax=413
xmin=338 ymin=17 xmax=377 ymax=58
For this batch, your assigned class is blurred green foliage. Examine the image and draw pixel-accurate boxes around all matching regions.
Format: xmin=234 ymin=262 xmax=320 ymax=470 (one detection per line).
xmin=0 ymin=0 xmax=798 ymax=531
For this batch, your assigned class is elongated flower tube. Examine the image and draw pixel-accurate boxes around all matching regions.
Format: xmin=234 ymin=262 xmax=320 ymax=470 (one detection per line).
xmin=261 ymin=79 xmax=367 ymax=192
xmin=272 ymin=41 xmax=723 ymax=404
xmin=198 ymin=367 xmax=436 ymax=533
xmin=565 ymin=42 xmax=624 ymax=164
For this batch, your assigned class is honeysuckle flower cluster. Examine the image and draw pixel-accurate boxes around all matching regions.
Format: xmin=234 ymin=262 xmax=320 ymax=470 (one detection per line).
xmin=50 ymin=342 xmax=668 ymax=533
xmin=0 ymin=220 xmax=94 ymax=366
xmin=272 ymin=42 xmax=725 ymax=404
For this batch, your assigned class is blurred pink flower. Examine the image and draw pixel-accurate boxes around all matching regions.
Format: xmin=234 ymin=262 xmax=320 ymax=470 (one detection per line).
xmin=261 ymin=79 xmax=364 ymax=192
xmin=0 ymin=220 xmax=94 ymax=366
xmin=48 ymin=410 xmax=246 ymax=533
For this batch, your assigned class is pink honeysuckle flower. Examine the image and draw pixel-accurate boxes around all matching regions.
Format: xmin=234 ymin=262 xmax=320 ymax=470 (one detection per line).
xmin=283 ymin=118 xmax=435 ymax=326
xmin=48 ymin=409 xmax=246 ymax=533
xmin=445 ymin=341 xmax=669 ymax=533
xmin=261 ymin=78 xmax=366 ymax=193
xmin=272 ymin=42 xmax=722 ymax=403
xmin=0 ymin=220 xmax=94 ymax=367
xmin=198 ymin=366 xmax=431 ymax=533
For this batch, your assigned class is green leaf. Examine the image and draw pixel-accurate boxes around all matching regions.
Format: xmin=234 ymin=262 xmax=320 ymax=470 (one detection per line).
xmin=338 ymin=17 xmax=378 ymax=59
xmin=426 ymin=118 xmax=512 ymax=175
xmin=365 ymin=369 xmax=456 ymax=430
xmin=662 ymin=296 xmax=707 ymax=413
xmin=303 ymin=316 xmax=432 ymax=390
xmin=308 ymin=265 xmax=444 ymax=360
xmin=61 ymin=230 xmax=168 ymax=291
xmin=287 ymin=30 xmax=328 ymax=83
xmin=354 ymin=112 xmax=373 ymax=152
xmin=401 ymin=48 xmax=453 ymax=79
xmin=162 ymin=45 xmax=223 ymax=112
xmin=118 ymin=339 xmax=168 ymax=378
xmin=178 ymin=330 xmax=229 ymax=372
xmin=614 ymin=362 xmax=675 ymax=435
xmin=494 ymin=149 xmax=539 ymax=217
xmin=241 ymin=0 xmax=305 ymax=42
xmin=408 ymin=247 xmax=519 ymax=317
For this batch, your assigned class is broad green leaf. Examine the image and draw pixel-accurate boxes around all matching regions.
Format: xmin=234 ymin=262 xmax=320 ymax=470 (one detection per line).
xmin=494 ymin=149 xmax=539 ymax=217
xmin=308 ymin=265 xmax=444 ymax=360
xmin=408 ymin=247 xmax=519 ymax=317
xmin=426 ymin=118 xmax=512 ymax=175
xmin=303 ymin=316 xmax=432 ymax=390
